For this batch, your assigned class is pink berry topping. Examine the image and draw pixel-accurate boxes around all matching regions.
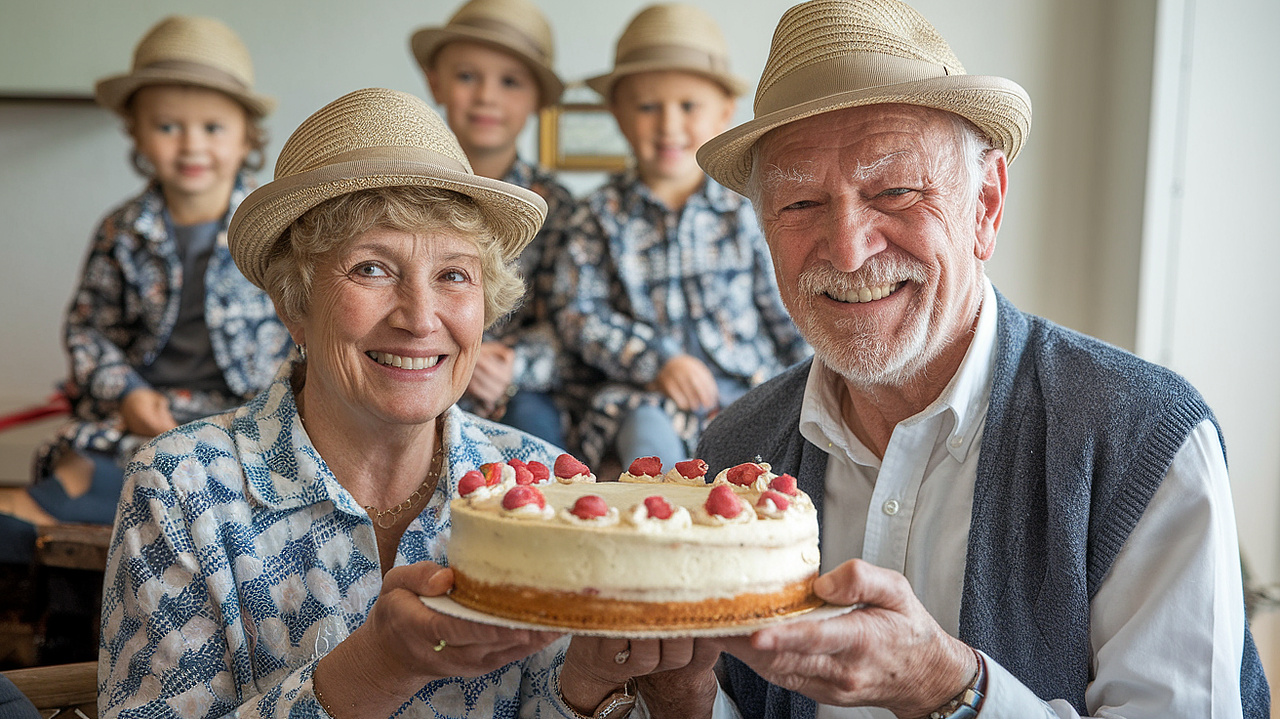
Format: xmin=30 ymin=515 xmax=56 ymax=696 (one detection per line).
xmin=726 ymin=462 xmax=765 ymax=486
xmin=527 ymin=460 xmax=550 ymax=483
xmin=502 ymin=485 xmax=545 ymax=511
xmin=758 ymin=490 xmax=791 ymax=512
xmin=706 ymin=484 xmax=743 ymax=518
xmin=675 ymin=458 xmax=708 ymax=479
xmin=554 ymin=453 xmax=591 ymax=479
xmin=769 ymin=474 xmax=798 ymax=496
xmin=458 ymin=470 xmax=486 ymax=497
xmin=643 ymin=496 xmax=674 ymax=520
xmin=513 ymin=465 xmax=534 ymax=485
xmin=628 ymin=456 xmax=662 ymax=477
xmin=479 ymin=462 xmax=505 ymax=486
xmin=571 ymin=495 xmax=609 ymax=519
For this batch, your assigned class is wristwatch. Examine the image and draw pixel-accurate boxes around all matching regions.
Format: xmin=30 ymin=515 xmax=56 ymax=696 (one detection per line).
xmin=559 ymin=677 xmax=638 ymax=719
xmin=928 ymin=650 xmax=987 ymax=719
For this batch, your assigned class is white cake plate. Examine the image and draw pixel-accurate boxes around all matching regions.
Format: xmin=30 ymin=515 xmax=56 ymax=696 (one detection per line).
xmin=418 ymin=594 xmax=858 ymax=638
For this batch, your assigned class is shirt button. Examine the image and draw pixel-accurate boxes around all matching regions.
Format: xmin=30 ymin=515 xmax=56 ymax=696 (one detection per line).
xmin=949 ymin=435 xmax=963 ymax=448
xmin=882 ymin=499 xmax=900 ymax=516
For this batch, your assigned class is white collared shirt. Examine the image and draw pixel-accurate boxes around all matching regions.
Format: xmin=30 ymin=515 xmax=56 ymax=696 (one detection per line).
xmin=798 ymin=279 xmax=1245 ymax=719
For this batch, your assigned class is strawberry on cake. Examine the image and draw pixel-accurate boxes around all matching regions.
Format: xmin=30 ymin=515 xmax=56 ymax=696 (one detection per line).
xmin=447 ymin=454 xmax=822 ymax=631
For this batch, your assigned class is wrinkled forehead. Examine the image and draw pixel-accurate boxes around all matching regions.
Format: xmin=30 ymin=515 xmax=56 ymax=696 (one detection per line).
xmin=756 ymin=104 xmax=961 ymax=181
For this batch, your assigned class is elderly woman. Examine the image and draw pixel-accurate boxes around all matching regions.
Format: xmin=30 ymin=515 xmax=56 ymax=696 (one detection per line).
xmin=97 ymin=88 xmax=715 ymax=719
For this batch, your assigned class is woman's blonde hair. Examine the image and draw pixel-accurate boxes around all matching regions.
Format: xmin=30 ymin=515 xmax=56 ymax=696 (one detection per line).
xmin=263 ymin=185 xmax=524 ymax=328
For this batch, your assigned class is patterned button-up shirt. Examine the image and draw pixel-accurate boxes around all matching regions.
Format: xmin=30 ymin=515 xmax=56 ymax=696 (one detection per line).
xmin=553 ymin=171 xmax=811 ymax=464
xmin=491 ymin=157 xmax=575 ymax=394
xmin=47 ymin=174 xmax=290 ymax=470
xmin=99 ymin=361 xmax=582 ymax=719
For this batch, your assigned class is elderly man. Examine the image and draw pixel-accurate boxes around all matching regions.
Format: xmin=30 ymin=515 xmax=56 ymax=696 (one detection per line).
xmin=632 ymin=1 xmax=1272 ymax=718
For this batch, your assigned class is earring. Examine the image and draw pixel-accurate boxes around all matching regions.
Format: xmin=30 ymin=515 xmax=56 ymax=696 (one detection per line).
xmin=296 ymin=344 xmax=307 ymax=361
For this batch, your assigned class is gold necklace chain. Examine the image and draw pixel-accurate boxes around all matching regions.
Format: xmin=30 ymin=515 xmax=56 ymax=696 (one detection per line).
xmin=366 ymin=435 xmax=445 ymax=530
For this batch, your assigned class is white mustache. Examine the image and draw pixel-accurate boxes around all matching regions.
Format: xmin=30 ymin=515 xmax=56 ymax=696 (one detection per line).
xmin=796 ymin=257 xmax=929 ymax=297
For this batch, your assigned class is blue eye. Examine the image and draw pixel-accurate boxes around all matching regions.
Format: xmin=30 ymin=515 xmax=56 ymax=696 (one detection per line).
xmin=681 ymin=102 xmax=697 ymax=113
xmin=205 ymin=123 xmax=223 ymax=134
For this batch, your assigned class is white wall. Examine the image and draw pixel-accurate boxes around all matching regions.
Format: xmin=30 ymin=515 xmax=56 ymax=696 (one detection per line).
xmin=1144 ymin=0 xmax=1280 ymax=683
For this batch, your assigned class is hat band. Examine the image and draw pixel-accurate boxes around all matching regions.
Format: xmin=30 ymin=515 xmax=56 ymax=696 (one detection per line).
xmin=281 ymin=144 xmax=472 ymax=181
xmin=616 ymin=44 xmax=730 ymax=75
xmin=755 ymin=51 xmax=955 ymax=116
xmin=139 ymin=59 xmax=252 ymax=92
xmin=450 ymin=15 xmax=549 ymax=65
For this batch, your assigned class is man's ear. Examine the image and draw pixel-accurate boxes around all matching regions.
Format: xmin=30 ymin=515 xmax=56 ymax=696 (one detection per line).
xmin=974 ymin=150 xmax=1008 ymax=262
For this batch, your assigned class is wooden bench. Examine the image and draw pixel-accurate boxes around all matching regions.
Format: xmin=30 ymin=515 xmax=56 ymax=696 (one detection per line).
xmin=32 ymin=524 xmax=112 ymax=667
xmin=34 ymin=525 xmax=111 ymax=573
xmin=2 ymin=660 xmax=97 ymax=718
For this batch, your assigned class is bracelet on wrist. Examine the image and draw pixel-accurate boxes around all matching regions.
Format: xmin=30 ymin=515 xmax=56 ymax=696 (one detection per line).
xmin=927 ymin=648 xmax=987 ymax=719
xmin=553 ymin=669 xmax=639 ymax=719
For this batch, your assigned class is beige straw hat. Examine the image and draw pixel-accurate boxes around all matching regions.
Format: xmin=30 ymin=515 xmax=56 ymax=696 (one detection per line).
xmin=94 ymin=15 xmax=275 ymax=118
xmin=411 ymin=0 xmax=565 ymax=107
xmin=585 ymin=3 xmax=749 ymax=100
xmin=697 ymin=0 xmax=1032 ymax=194
xmin=228 ymin=88 xmax=548 ymax=290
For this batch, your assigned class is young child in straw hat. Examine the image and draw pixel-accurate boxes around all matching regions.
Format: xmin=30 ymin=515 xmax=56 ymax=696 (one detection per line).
xmin=411 ymin=0 xmax=576 ymax=449
xmin=0 ymin=16 xmax=289 ymax=568
xmin=553 ymin=3 xmax=811 ymax=469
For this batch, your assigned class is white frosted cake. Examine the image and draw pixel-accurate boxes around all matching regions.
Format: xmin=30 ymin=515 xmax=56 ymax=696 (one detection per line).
xmin=447 ymin=455 xmax=822 ymax=631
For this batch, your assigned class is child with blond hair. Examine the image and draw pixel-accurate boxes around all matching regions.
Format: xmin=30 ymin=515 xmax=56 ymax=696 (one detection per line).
xmin=411 ymin=0 xmax=576 ymax=447
xmin=0 ymin=16 xmax=290 ymax=564
xmin=555 ymin=3 xmax=810 ymax=468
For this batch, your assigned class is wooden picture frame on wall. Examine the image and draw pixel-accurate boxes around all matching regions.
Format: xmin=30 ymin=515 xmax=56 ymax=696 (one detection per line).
xmin=538 ymin=102 xmax=630 ymax=173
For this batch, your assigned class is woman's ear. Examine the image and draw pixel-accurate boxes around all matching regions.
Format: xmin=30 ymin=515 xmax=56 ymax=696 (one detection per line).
xmin=281 ymin=313 xmax=306 ymax=349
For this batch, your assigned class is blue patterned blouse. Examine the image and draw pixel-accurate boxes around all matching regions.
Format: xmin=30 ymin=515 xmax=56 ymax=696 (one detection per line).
xmin=98 ymin=360 xmax=582 ymax=719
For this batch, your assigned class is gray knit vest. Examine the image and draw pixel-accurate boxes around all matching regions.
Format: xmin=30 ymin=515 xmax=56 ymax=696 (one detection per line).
xmin=704 ymin=290 xmax=1269 ymax=718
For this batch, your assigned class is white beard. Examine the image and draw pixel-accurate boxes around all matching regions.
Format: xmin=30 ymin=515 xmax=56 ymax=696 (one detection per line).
xmin=788 ymin=257 xmax=942 ymax=389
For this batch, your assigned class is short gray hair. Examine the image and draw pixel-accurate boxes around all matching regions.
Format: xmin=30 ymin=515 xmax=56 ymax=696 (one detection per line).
xmin=744 ymin=109 xmax=994 ymax=216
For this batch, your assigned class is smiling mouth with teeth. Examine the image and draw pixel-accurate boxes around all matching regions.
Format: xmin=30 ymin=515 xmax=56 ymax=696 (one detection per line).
xmin=367 ymin=351 xmax=442 ymax=370
xmin=825 ymin=280 xmax=908 ymax=304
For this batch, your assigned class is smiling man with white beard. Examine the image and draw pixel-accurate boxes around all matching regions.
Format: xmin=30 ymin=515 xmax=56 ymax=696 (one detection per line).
xmin=625 ymin=0 xmax=1271 ymax=718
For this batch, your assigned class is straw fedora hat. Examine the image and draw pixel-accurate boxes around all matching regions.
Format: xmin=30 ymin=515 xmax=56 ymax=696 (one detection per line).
xmin=228 ymin=88 xmax=548 ymax=291
xmin=585 ymin=3 xmax=749 ymax=100
xmin=697 ymin=0 xmax=1032 ymax=194
xmin=410 ymin=0 xmax=565 ymax=107
xmin=95 ymin=15 xmax=275 ymax=118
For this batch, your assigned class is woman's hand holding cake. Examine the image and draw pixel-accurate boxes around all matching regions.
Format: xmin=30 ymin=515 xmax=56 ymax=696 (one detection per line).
xmin=313 ymin=563 xmax=562 ymax=717
xmin=558 ymin=635 xmax=724 ymax=718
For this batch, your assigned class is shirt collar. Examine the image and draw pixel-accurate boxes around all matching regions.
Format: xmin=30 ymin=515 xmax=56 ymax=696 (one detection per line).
xmin=133 ymin=171 xmax=252 ymax=246
xmin=612 ymin=169 xmax=741 ymax=214
xmin=799 ymin=277 xmax=999 ymax=465
xmin=237 ymin=358 xmax=467 ymax=520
